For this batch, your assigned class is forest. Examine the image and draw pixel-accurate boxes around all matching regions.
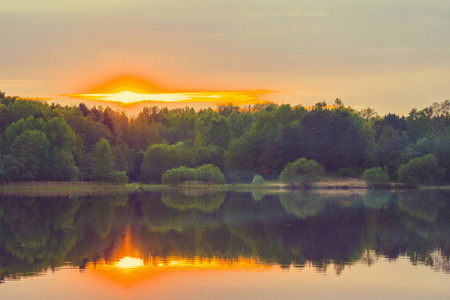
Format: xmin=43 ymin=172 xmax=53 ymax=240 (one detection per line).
xmin=1 ymin=90 xmax=450 ymax=184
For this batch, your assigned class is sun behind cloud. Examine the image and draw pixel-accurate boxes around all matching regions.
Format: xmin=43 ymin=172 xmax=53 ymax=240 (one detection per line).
xmin=85 ymin=76 xmax=171 ymax=94
xmin=65 ymin=76 xmax=273 ymax=107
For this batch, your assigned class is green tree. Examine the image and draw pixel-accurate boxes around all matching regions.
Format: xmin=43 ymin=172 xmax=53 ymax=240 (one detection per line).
xmin=112 ymin=144 xmax=135 ymax=174
xmin=128 ymin=117 xmax=159 ymax=151
xmin=358 ymin=107 xmax=379 ymax=122
xmin=398 ymin=154 xmax=445 ymax=187
xmin=0 ymin=154 xmax=24 ymax=182
xmin=43 ymin=117 xmax=76 ymax=150
xmin=206 ymin=116 xmax=231 ymax=148
xmin=162 ymin=166 xmax=197 ymax=186
xmin=280 ymin=158 xmax=324 ymax=188
xmin=162 ymin=164 xmax=225 ymax=186
xmin=3 ymin=117 xmax=45 ymax=152
xmin=61 ymin=108 xmax=112 ymax=150
xmin=91 ymin=138 xmax=115 ymax=182
xmin=228 ymin=111 xmax=244 ymax=139
xmin=50 ymin=147 xmax=80 ymax=181
xmin=8 ymin=100 xmax=46 ymax=122
xmin=217 ymin=103 xmax=239 ymax=117
xmin=197 ymin=145 xmax=226 ymax=170
xmin=196 ymin=164 xmax=225 ymax=184
xmin=11 ymin=130 xmax=50 ymax=181
xmin=278 ymin=124 xmax=303 ymax=167
xmin=110 ymin=171 xmax=129 ymax=183
xmin=375 ymin=125 xmax=405 ymax=179
xmin=225 ymin=132 xmax=263 ymax=182
xmin=253 ymin=111 xmax=279 ymax=135
xmin=141 ymin=144 xmax=179 ymax=182
xmin=433 ymin=132 xmax=450 ymax=182
xmin=363 ymin=167 xmax=390 ymax=188
xmin=0 ymin=103 xmax=9 ymax=133
xmin=300 ymin=109 xmax=364 ymax=170
xmin=406 ymin=108 xmax=435 ymax=143
xmin=252 ymin=174 xmax=265 ymax=185
xmin=173 ymin=142 xmax=199 ymax=168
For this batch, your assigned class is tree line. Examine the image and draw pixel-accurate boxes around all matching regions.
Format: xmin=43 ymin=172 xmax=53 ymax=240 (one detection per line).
xmin=1 ymin=91 xmax=450 ymax=184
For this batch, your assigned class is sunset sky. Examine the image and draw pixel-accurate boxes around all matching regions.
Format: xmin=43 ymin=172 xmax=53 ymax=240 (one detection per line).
xmin=1 ymin=0 xmax=449 ymax=115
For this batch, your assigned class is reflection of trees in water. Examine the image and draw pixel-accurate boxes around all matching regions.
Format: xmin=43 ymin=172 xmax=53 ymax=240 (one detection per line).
xmin=224 ymin=192 xmax=367 ymax=268
xmin=398 ymin=190 xmax=447 ymax=222
xmin=0 ymin=197 xmax=80 ymax=258
xmin=251 ymin=192 xmax=266 ymax=202
xmin=364 ymin=190 xmax=450 ymax=271
xmin=64 ymin=194 xmax=131 ymax=265
xmin=363 ymin=190 xmax=390 ymax=210
xmin=86 ymin=194 xmax=129 ymax=238
xmin=219 ymin=193 xmax=305 ymax=267
xmin=395 ymin=191 xmax=450 ymax=267
xmin=425 ymin=250 xmax=450 ymax=273
xmin=279 ymin=192 xmax=325 ymax=219
xmin=141 ymin=192 xmax=223 ymax=232
xmin=224 ymin=193 xmax=288 ymax=226
xmin=360 ymin=250 xmax=378 ymax=266
xmin=221 ymin=193 xmax=301 ymax=267
xmin=0 ymin=196 xmax=81 ymax=280
xmin=1 ymin=190 xmax=450 ymax=280
xmin=161 ymin=190 xmax=225 ymax=213
xmin=0 ymin=194 xmax=130 ymax=281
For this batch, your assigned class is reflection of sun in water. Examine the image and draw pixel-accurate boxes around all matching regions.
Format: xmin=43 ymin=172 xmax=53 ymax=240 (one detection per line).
xmin=84 ymin=256 xmax=270 ymax=290
xmin=115 ymin=256 xmax=144 ymax=269
xmin=83 ymin=228 xmax=270 ymax=288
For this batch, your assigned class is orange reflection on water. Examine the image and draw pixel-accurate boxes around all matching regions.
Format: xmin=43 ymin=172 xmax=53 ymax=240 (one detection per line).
xmin=83 ymin=228 xmax=270 ymax=289
xmin=115 ymin=256 xmax=144 ymax=269
xmin=88 ymin=256 xmax=267 ymax=271
xmin=84 ymin=256 xmax=270 ymax=289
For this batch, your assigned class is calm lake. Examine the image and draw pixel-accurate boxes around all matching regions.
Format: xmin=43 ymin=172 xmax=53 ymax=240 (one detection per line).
xmin=0 ymin=189 xmax=449 ymax=299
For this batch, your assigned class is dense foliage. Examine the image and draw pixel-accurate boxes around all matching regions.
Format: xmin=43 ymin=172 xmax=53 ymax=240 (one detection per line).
xmin=363 ymin=167 xmax=390 ymax=188
xmin=252 ymin=174 xmax=265 ymax=185
xmin=398 ymin=154 xmax=444 ymax=187
xmin=279 ymin=158 xmax=324 ymax=188
xmin=0 ymin=91 xmax=449 ymax=184
xmin=161 ymin=164 xmax=225 ymax=186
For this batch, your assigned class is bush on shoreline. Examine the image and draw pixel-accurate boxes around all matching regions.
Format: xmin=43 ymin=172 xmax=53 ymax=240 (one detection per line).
xmin=279 ymin=158 xmax=324 ymax=189
xmin=398 ymin=154 xmax=445 ymax=187
xmin=363 ymin=167 xmax=391 ymax=188
xmin=162 ymin=164 xmax=225 ymax=186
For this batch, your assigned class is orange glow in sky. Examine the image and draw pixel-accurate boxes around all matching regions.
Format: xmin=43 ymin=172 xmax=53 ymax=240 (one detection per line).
xmin=67 ymin=90 xmax=271 ymax=106
xmin=84 ymin=76 xmax=171 ymax=94
xmin=65 ymin=76 xmax=272 ymax=107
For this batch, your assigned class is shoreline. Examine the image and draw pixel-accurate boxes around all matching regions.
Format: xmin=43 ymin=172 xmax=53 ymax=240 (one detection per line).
xmin=0 ymin=179 xmax=447 ymax=197
xmin=0 ymin=181 xmax=139 ymax=197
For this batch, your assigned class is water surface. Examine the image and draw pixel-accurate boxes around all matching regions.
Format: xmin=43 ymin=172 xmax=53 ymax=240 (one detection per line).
xmin=0 ymin=189 xmax=449 ymax=299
